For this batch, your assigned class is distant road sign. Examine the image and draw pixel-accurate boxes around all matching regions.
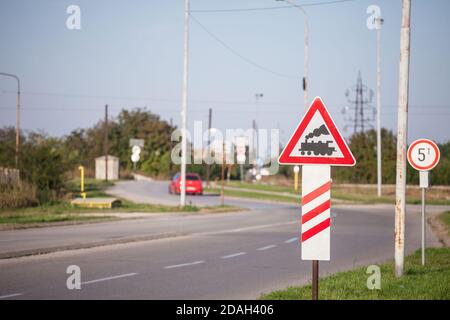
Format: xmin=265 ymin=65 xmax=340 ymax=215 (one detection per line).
xmin=235 ymin=136 xmax=247 ymax=164
xmin=407 ymin=139 xmax=440 ymax=171
xmin=129 ymin=139 xmax=144 ymax=148
xmin=278 ymin=97 xmax=355 ymax=166
xmin=131 ymin=153 xmax=140 ymax=163
xmin=132 ymin=145 xmax=141 ymax=154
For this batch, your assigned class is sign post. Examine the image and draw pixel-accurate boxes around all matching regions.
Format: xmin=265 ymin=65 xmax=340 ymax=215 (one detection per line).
xmin=293 ymin=165 xmax=300 ymax=192
xmin=78 ymin=166 xmax=86 ymax=199
xmin=279 ymin=97 xmax=355 ymax=300
xmin=130 ymin=139 xmax=144 ymax=171
xmin=236 ymin=136 xmax=247 ymax=182
xmin=407 ymin=138 xmax=440 ymax=265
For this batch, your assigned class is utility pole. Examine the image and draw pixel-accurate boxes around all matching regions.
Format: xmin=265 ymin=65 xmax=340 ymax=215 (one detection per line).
xmin=252 ymin=119 xmax=257 ymax=166
xmin=276 ymin=0 xmax=309 ymax=111
xmin=104 ymin=104 xmax=108 ymax=181
xmin=0 ymin=72 xmax=20 ymax=168
xmin=206 ymin=108 xmax=212 ymax=187
xmin=180 ymin=0 xmax=190 ymax=207
xmin=376 ymin=16 xmax=384 ymax=197
xmin=169 ymin=117 xmax=173 ymax=175
xmin=220 ymin=141 xmax=225 ymax=206
xmin=395 ymin=0 xmax=411 ymax=278
xmin=254 ymin=93 xmax=263 ymax=165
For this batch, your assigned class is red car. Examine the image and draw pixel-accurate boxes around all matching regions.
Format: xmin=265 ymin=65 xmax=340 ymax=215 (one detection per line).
xmin=168 ymin=172 xmax=203 ymax=195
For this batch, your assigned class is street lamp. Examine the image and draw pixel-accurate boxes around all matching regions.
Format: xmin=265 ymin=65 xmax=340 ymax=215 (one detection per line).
xmin=276 ymin=0 xmax=309 ymax=111
xmin=0 ymin=72 xmax=21 ymax=168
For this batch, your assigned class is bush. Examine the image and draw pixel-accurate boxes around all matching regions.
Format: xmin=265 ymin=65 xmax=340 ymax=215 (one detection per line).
xmin=0 ymin=182 xmax=37 ymax=208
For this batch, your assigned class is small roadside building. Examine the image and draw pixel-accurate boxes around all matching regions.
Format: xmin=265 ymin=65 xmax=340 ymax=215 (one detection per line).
xmin=95 ymin=155 xmax=119 ymax=180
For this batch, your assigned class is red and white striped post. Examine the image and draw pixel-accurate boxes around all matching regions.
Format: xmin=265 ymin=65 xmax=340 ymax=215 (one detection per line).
xmin=278 ymin=97 xmax=356 ymax=300
xmin=301 ymin=165 xmax=331 ymax=300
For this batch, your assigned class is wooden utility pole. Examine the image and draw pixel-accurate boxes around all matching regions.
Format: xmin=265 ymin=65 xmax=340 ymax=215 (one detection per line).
xmin=220 ymin=142 xmax=225 ymax=206
xmin=104 ymin=104 xmax=109 ymax=181
xmin=0 ymin=73 xmax=20 ymax=168
xmin=395 ymin=0 xmax=411 ymax=278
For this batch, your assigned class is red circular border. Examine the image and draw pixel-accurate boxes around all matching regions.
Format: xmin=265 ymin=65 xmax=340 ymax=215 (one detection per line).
xmin=407 ymin=139 xmax=440 ymax=171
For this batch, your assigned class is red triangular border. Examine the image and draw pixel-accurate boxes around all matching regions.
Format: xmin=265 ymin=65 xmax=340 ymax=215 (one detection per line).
xmin=278 ymin=97 xmax=356 ymax=166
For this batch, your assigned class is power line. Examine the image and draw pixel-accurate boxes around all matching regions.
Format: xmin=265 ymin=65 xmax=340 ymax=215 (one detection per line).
xmin=191 ymin=0 xmax=357 ymax=13
xmin=189 ymin=14 xmax=300 ymax=80
xmin=1 ymin=104 xmax=449 ymax=116
xmin=2 ymin=90 xmax=450 ymax=110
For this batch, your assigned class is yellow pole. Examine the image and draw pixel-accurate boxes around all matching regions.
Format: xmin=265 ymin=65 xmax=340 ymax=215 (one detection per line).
xmin=294 ymin=165 xmax=300 ymax=192
xmin=78 ymin=166 xmax=86 ymax=199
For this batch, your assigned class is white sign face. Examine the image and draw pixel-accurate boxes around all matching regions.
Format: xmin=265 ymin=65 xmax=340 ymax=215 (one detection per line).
xmin=407 ymin=139 xmax=440 ymax=171
xmin=129 ymin=139 xmax=144 ymax=147
xmin=289 ymin=112 xmax=343 ymax=159
xmin=237 ymin=154 xmax=246 ymax=164
xmin=131 ymin=153 xmax=140 ymax=163
xmin=278 ymin=97 xmax=355 ymax=166
xmin=132 ymin=145 xmax=141 ymax=154
xmin=235 ymin=136 xmax=247 ymax=164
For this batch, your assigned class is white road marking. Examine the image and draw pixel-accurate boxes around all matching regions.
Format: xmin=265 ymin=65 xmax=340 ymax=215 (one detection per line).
xmin=221 ymin=252 xmax=247 ymax=259
xmin=0 ymin=293 xmax=23 ymax=299
xmin=257 ymin=245 xmax=277 ymax=251
xmin=81 ymin=273 xmax=138 ymax=285
xmin=285 ymin=237 xmax=298 ymax=244
xmin=199 ymin=221 xmax=297 ymax=236
xmin=164 ymin=260 xmax=205 ymax=269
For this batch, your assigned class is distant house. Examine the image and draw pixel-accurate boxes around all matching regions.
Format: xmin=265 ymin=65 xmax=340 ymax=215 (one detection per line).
xmin=95 ymin=155 xmax=119 ymax=180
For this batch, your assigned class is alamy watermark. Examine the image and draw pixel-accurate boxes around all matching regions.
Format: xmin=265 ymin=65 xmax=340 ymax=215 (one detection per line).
xmin=66 ymin=5 xmax=81 ymax=30
xmin=66 ymin=265 xmax=81 ymax=290
xmin=170 ymin=121 xmax=280 ymax=175
xmin=366 ymin=5 xmax=382 ymax=30
xmin=366 ymin=265 xmax=381 ymax=290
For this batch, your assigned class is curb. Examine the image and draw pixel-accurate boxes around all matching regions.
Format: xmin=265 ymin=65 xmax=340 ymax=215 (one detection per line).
xmin=0 ymin=231 xmax=190 ymax=260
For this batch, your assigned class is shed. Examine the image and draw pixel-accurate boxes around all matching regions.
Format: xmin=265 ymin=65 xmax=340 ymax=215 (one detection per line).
xmin=95 ymin=155 xmax=119 ymax=180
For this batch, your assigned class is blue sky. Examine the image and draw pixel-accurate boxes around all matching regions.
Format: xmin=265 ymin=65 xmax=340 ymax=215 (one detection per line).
xmin=0 ymin=0 xmax=449 ymax=144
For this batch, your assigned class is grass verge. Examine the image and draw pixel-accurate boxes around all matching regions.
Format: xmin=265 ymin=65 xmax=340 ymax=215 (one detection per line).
xmin=214 ymin=182 xmax=450 ymax=205
xmin=0 ymin=178 xmax=242 ymax=226
xmin=205 ymin=188 xmax=297 ymax=204
xmin=439 ymin=211 xmax=450 ymax=228
xmin=260 ymin=247 xmax=450 ymax=300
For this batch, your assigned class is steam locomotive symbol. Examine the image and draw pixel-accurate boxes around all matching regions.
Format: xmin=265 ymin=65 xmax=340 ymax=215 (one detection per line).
xmin=299 ymin=124 xmax=336 ymax=156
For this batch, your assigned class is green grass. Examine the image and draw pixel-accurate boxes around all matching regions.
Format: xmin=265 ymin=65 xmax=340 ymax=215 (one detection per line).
xmin=0 ymin=178 xmax=242 ymax=226
xmin=213 ymin=182 xmax=450 ymax=205
xmin=260 ymin=248 xmax=450 ymax=300
xmin=67 ymin=178 xmax=115 ymax=198
xmin=227 ymin=181 xmax=294 ymax=194
xmin=440 ymin=211 xmax=450 ymax=228
xmin=205 ymin=188 xmax=298 ymax=204
xmin=0 ymin=213 xmax=109 ymax=225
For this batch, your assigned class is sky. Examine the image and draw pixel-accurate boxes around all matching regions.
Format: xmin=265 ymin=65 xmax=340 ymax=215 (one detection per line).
xmin=0 ymin=0 xmax=449 ymax=145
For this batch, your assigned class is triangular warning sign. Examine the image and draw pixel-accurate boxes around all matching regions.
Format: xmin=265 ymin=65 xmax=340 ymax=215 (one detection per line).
xmin=278 ymin=97 xmax=356 ymax=166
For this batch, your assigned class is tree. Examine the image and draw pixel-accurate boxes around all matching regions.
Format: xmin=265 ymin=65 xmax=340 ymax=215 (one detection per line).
xmin=333 ymin=129 xmax=397 ymax=184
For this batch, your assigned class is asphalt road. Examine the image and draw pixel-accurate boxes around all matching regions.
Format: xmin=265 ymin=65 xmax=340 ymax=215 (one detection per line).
xmin=107 ymin=180 xmax=274 ymax=209
xmin=0 ymin=180 xmax=447 ymax=299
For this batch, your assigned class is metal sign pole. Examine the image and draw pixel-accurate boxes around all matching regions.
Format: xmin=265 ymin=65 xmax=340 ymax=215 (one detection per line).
xmin=419 ymin=170 xmax=428 ymax=265
xmin=312 ymin=260 xmax=319 ymax=300
xmin=421 ymin=187 xmax=426 ymax=265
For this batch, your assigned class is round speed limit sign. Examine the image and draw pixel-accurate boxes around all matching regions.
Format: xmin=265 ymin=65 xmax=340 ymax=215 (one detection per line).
xmin=407 ymin=138 xmax=440 ymax=171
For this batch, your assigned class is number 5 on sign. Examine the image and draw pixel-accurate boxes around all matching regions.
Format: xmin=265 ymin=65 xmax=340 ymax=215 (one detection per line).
xmin=407 ymin=139 xmax=440 ymax=171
